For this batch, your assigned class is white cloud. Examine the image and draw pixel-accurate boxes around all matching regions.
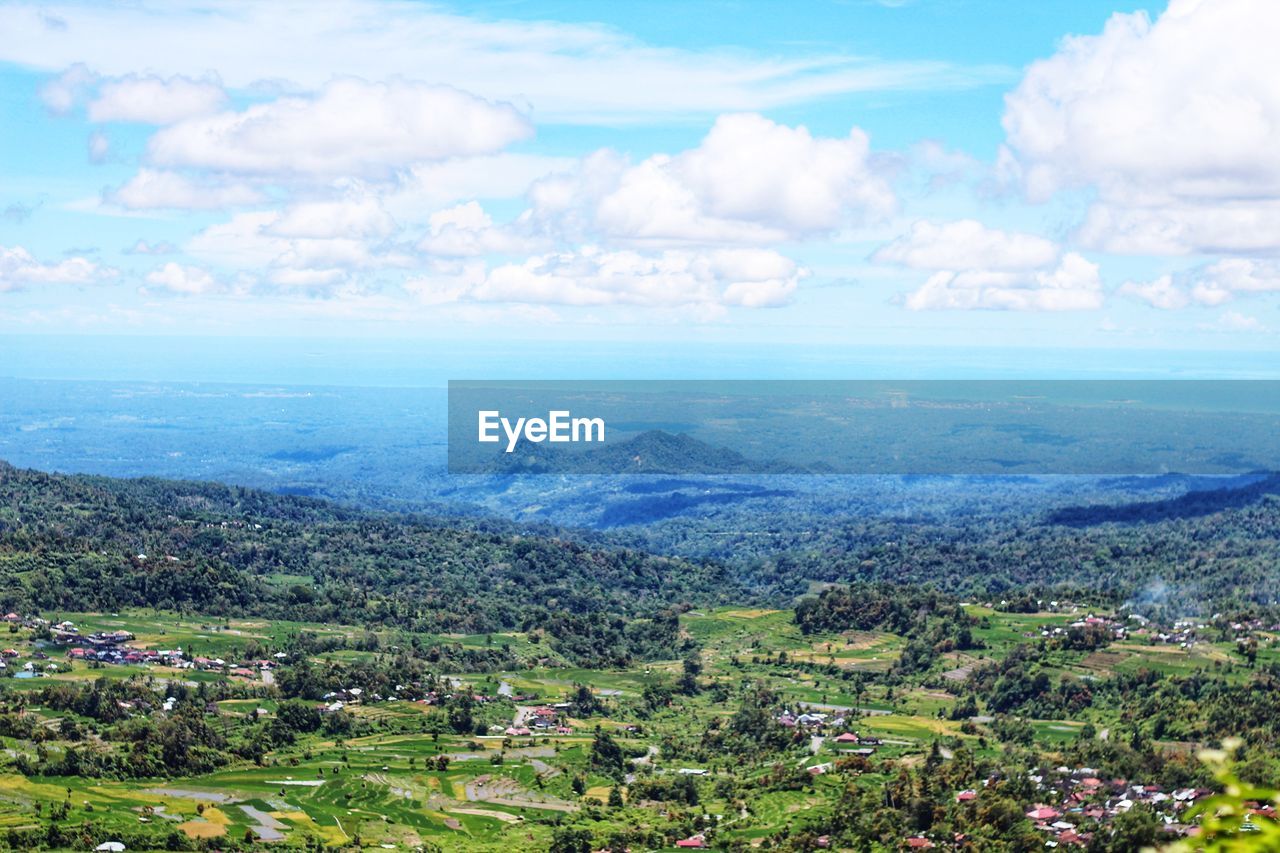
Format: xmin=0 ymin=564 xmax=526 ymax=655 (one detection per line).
xmin=1001 ymin=0 xmax=1280 ymax=255
xmin=873 ymin=219 xmax=1100 ymax=311
xmin=7 ymin=2 xmax=1009 ymax=124
xmin=387 ymin=153 xmax=575 ymax=214
xmin=1117 ymin=274 xmax=1189 ymax=310
xmin=1201 ymin=310 xmax=1264 ymax=333
xmin=88 ymin=74 xmax=226 ymax=123
xmin=403 ymin=259 xmax=486 ymax=306
xmin=871 ymin=219 xmax=1058 ymax=270
xmin=594 ymin=114 xmax=894 ymax=244
xmin=88 ymin=130 xmax=110 ymax=162
xmin=511 ymin=114 xmax=894 ymax=249
xmin=144 ymin=261 xmax=219 ymax=295
xmin=125 ymin=239 xmax=179 ymax=255
xmin=38 ymin=62 xmax=94 ymax=113
xmin=107 ymin=169 xmax=265 ymax=210
xmin=468 ymin=246 xmax=805 ymax=308
xmin=39 ymin=65 xmax=227 ymax=125
xmin=1121 ymin=259 xmax=1280 ymax=309
xmin=418 ymin=202 xmax=537 ymax=257
xmin=269 ymin=195 xmax=397 ymax=239
xmin=904 ymin=253 xmax=1103 ymax=311
xmin=146 ymin=78 xmax=532 ymax=179
xmin=0 ymin=245 xmax=112 ymax=291
xmin=1076 ymin=200 xmax=1280 ymax=257
xmin=186 ymin=207 xmax=412 ymax=288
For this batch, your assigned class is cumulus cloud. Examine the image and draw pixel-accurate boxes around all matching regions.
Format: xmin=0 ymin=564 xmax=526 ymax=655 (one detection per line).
xmin=186 ymin=203 xmax=413 ymax=289
xmin=1121 ymin=259 xmax=1280 ymax=309
xmin=872 ymin=219 xmax=1058 ymax=271
xmin=38 ymin=63 xmax=95 ymax=113
xmin=1076 ymin=201 xmax=1280 ymax=257
xmin=146 ymin=78 xmax=532 ymax=179
xmin=1201 ymin=310 xmax=1264 ymax=333
xmin=268 ymin=195 xmax=397 ymax=240
xmin=402 ymin=246 xmax=806 ymax=310
xmin=500 ymin=114 xmax=894 ymax=250
xmin=106 ymin=169 xmax=265 ymax=210
xmin=903 ymin=253 xmax=1102 ymax=311
xmin=389 ymin=154 xmax=575 ymax=214
xmin=88 ymin=74 xmax=226 ymax=123
xmin=592 ymin=114 xmax=894 ymax=244
xmin=1117 ymin=275 xmax=1189 ymax=310
xmin=418 ymin=202 xmax=539 ymax=257
xmin=874 ymin=220 xmax=1101 ymax=311
xmin=144 ymin=262 xmax=220 ymax=295
xmin=40 ymin=65 xmax=227 ymax=124
xmin=467 ymin=246 xmax=806 ymax=308
xmin=1001 ymin=0 xmax=1280 ymax=255
xmin=0 ymin=245 xmax=112 ymax=291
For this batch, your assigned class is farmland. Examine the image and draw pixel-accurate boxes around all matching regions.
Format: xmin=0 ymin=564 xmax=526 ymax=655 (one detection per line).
xmin=0 ymin=601 xmax=1269 ymax=851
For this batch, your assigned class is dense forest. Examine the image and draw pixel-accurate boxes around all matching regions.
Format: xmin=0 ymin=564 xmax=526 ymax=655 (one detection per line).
xmin=0 ymin=461 xmax=733 ymax=666
xmin=7 ymin=461 xmax=1280 ymax=637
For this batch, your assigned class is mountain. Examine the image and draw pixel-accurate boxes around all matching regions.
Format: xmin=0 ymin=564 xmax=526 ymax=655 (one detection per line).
xmin=1048 ymin=472 xmax=1280 ymax=525
xmin=0 ymin=460 xmax=739 ymax=661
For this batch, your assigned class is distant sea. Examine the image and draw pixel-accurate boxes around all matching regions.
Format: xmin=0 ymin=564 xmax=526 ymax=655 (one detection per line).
xmin=4 ymin=334 xmax=1280 ymax=385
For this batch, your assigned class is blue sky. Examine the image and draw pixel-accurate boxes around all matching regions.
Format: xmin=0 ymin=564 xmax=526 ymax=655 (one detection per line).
xmin=1 ymin=0 xmax=1277 ymax=359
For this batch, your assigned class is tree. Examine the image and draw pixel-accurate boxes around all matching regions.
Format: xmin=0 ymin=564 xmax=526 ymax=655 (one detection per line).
xmin=549 ymin=825 xmax=593 ymax=853
xmin=591 ymin=731 xmax=625 ymax=777
xmin=678 ymin=653 xmax=702 ymax=695
xmin=1093 ymin=805 xmax=1160 ymax=852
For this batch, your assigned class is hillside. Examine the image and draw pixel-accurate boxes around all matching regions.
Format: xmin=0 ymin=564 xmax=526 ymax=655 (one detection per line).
xmin=0 ymin=461 xmax=737 ymax=665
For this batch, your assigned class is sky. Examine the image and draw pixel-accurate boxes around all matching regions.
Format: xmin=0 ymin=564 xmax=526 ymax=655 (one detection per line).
xmin=1 ymin=0 xmax=1278 ymax=360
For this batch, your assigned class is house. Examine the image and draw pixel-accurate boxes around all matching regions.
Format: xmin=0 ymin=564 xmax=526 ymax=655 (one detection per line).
xmin=678 ymin=768 xmax=709 ymax=776
xmin=675 ymin=836 xmax=707 ymax=849
xmin=3 ymin=613 xmax=19 ymax=622
xmin=1027 ymin=806 xmax=1062 ymax=821
xmin=834 ymin=733 xmax=860 ymax=744
xmin=904 ymin=838 xmax=934 ymax=849
xmin=956 ymin=790 xmax=978 ymax=803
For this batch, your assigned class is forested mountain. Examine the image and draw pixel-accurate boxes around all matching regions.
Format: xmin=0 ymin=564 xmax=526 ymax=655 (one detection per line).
xmin=6 ymin=459 xmax=1280 ymax=644
xmin=0 ymin=461 xmax=735 ymax=664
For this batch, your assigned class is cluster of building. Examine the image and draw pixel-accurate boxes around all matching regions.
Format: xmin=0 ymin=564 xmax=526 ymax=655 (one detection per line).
xmin=776 ymin=708 xmax=847 ymax=729
xmin=504 ymin=704 xmax=575 ymax=736
xmin=0 ymin=613 xmax=289 ymax=681
xmin=1133 ymin=616 xmax=1205 ymax=647
xmin=1017 ymin=767 xmax=1210 ymax=845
